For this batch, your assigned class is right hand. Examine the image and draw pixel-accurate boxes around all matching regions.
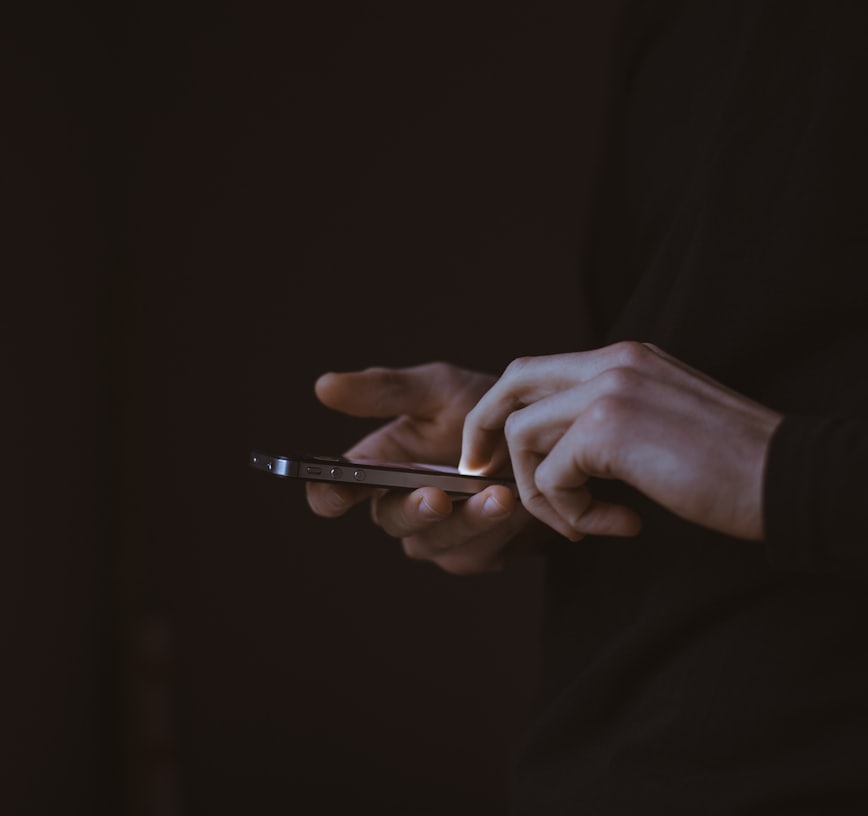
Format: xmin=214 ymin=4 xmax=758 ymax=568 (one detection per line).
xmin=305 ymin=362 xmax=545 ymax=574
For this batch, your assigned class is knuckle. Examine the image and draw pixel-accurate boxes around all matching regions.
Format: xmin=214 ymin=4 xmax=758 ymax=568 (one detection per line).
xmin=533 ymin=467 xmax=559 ymax=495
xmin=503 ymin=408 xmax=525 ymax=442
xmin=424 ymin=360 xmax=453 ymax=378
xmin=401 ymin=537 xmax=436 ymax=561
xmin=415 ymin=361 xmax=448 ymax=388
xmin=362 ymin=365 xmax=394 ymax=384
xmin=363 ymin=367 xmax=408 ymax=412
xmin=421 ymin=360 xmax=464 ymax=392
xmin=586 ymin=393 xmax=633 ymax=433
xmin=503 ymin=355 xmax=535 ymax=380
xmin=307 ymin=484 xmax=350 ymax=518
xmin=435 ymin=553 xmax=490 ymax=576
xmin=598 ymin=366 xmax=641 ymax=399
xmin=402 ymin=528 xmax=455 ymax=561
xmin=522 ymin=490 xmax=551 ymax=518
xmin=609 ymin=339 xmax=648 ymax=369
xmin=401 ymin=539 xmax=423 ymax=560
xmin=370 ymin=493 xmax=412 ymax=537
xmin=369 ymin=496 xmax=381 ymax=526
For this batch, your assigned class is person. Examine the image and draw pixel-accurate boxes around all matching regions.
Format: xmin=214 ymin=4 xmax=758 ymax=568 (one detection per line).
xmin=306 ymin=1 xmax=868 ymax=812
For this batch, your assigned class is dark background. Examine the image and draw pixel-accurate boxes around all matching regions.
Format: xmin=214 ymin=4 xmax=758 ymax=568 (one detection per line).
xmin=3 ymin=2 xmax=618 ymax=813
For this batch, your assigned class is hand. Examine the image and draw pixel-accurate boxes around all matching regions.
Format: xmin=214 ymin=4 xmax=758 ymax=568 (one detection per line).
xmin=306 ymin=362 xmax=545 ymax=574
xmin=459 ymin=341 xmax=784 ymax=542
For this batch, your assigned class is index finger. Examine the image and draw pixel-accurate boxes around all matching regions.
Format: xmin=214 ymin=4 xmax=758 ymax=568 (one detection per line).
xmin=459 ymin=354 xmax=577 ymax=473
xmin=315 ymin=363 xmax=451 ymax=420
xmin=459 ymin=344 xmax=649 ymax=472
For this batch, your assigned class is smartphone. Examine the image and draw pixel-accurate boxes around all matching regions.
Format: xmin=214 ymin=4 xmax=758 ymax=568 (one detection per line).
xmin=249 ymin=451 xmax=517 ymax=497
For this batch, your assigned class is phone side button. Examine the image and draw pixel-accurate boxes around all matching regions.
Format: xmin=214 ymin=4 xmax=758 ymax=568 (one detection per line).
xmin=353 ymin=470 xmax=366 ymax=482
xmin=306 ymin=466 xmax=323 ymax=475
xmin=329 ymin=467 xmax=343 ymax=479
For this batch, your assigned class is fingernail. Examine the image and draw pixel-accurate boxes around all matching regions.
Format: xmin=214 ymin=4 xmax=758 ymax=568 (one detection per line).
xmin=419 ymin=498 xmax=449 ymax=521
xmin=483 ymin=495 xmax=511 ymax=520
xmin=458 ymin=457 xmax=484 ymax=476
xmin=326 ymin=490 xmax=347 ymax=511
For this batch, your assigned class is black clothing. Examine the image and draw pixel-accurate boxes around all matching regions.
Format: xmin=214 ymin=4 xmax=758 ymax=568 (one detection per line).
xmin=511 ymin=2 xmax=868 ymax=813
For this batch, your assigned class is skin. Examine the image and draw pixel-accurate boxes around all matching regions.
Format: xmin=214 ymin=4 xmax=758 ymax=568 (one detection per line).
xmin=306 ymin=342 xmax=784 ymax=575
xmin=306 ymin=362 xmax=542 ymax=575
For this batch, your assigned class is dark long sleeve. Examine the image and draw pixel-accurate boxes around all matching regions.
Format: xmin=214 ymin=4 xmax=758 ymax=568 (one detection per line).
xmin=587 ymin=0 xmax=868 ymax=568
xmin=511 ymin=3 xmax=868 ymax=813
xmin=766 ymin=414 xmax=868 ymax=577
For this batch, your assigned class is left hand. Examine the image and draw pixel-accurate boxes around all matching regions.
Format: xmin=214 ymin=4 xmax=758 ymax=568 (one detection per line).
xmin=305 ymin=362 xmax=544 ymax=574
xmin=459 ymin=341 xmax=784 ymax=542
